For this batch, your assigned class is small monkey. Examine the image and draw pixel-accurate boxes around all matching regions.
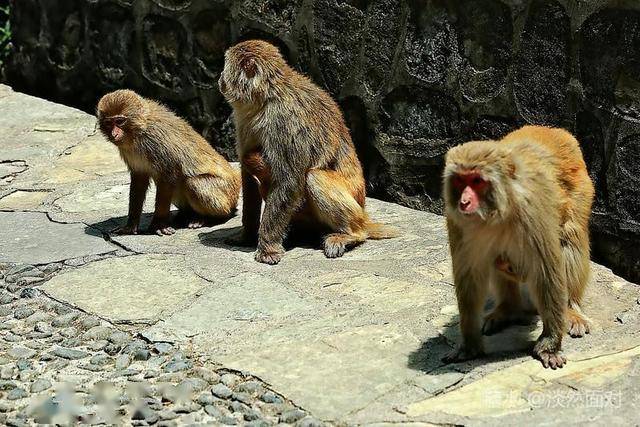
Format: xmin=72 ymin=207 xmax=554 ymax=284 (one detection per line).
xmin=218 ymin=40 xmax=396 ymax=264
xmin=443 ymin=125 xmax=594 ymax=369
xmin=97 ymin=90 xmax=240 ymax=235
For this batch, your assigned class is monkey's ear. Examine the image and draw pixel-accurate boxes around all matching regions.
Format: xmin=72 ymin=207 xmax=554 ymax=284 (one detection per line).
xmin=240 ymin=57 xmax=257 ymax=78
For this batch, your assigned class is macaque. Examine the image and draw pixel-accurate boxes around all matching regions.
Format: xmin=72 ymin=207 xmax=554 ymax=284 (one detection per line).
xmin=218 ymin=40 xmax=397 ymax=264
xmin=443 ymin=125 xmax=594 ymax=369
xmin=97 ymin=90 xmax=240 ymax=235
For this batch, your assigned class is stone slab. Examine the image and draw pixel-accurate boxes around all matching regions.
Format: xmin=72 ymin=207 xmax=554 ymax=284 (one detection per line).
xmin=0 ymin=190 xmax=50 ymax=210
xmin=41 ymin=254 xmax=209 ymax=324
xmin=0 ymin=211 xmax=116 ymax=264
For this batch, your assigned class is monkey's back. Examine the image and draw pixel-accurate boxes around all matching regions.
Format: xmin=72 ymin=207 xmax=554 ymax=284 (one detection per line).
xmin=141 ymin=100 xmax=235 ymax=181
xmin=501 ymin=125 xmax=594 ymax=231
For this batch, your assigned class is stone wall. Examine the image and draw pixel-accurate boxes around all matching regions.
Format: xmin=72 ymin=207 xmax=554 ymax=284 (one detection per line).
xmin=6 ymin=0 xmax=640 ymax=283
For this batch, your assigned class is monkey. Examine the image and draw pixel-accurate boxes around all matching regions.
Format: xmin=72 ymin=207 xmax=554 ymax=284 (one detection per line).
xmin=218 ymin=40 xmax=397 ymax=265
xmin=442 ymin=125 xmax=595 ymax=369
xmin=96 ymin=90 xmax=240 ymax=236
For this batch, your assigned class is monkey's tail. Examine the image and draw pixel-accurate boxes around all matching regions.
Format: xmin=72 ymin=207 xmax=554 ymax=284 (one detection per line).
xmin=365 ymin=220 xmax=400 ymax=240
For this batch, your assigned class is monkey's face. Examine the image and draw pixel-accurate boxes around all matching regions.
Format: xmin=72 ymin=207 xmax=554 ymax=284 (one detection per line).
xmin=449 ymin=171 xmax=491 ymax=217
xmin=99 ymin=115 xmax=130 ymax=146
xmin=444 ymin=141 xmax=514 ymax=224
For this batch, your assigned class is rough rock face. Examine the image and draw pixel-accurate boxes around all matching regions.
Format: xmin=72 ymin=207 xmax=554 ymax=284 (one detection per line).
xmin=5 ymin=0 xmax=640 ymax=283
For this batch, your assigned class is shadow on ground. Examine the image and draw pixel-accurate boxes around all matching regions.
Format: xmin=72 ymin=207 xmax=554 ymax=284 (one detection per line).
xmin=407 ymin=313 xmax=539 ymax=374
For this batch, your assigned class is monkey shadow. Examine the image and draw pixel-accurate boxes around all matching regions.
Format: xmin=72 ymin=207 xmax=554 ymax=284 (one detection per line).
xmin=407 ymin=313 xmax=539 ymax=374
xmin=85 ymin=213 xmax=155 ymax=236
xmin=198 ymin=226 xmax=323 ymax=254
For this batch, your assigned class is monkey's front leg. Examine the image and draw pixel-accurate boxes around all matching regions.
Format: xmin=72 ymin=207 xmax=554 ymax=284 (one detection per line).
xmin=149 ymin=180 xmax=176 ymax=236
xmin=255 ymin=179 xmax=304 ymax=265
xmin=113 ymin=172 xmax=149 ymax=235
xmin=531 ymin=274 xmax=568 ymax=369
xmin=443 ymin=270 xmax=487 ymax=363
xmin=228 ymin=169 xmax=262 ymax=247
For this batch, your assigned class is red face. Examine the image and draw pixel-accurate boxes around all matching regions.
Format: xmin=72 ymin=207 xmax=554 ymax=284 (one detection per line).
xmin=100 ymin=115 xmax=128 ymax=144
xmin=451 ymin=171 xmax=489 ymax=214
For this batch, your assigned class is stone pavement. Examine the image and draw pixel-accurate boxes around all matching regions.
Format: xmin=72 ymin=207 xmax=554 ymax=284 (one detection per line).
xmin=1 ymin=84 xmax=639 ymax=426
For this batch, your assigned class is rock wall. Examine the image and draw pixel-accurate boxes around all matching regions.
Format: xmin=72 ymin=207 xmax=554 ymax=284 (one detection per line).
xmin=6 ymin=0 xmax=640 ymax=283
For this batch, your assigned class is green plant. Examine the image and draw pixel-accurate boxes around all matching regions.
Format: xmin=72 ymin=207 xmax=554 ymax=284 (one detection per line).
xmin=0 ymin=5 xmax=10 ymax=66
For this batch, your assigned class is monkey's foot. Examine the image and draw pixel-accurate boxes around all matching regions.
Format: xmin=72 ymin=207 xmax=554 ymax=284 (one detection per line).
xmin=533 ymin=336 xmax=566 ymax=369
xmin=567 ymin=308 xmax=591 ymax=338
xmin=323 ymin=235 xmax=347 ymax=258
xmin=254 ymin=246 xmax=284 ymax=265
xmin=111 ymin=224 xmax=138 ymax=235
xmin=442 ymin=344 xmax=485 ymax=363
xmin=187 ymin=219 xmax=206 ymax=229
xmin=148 ymin=222 xmax=176 ymax=236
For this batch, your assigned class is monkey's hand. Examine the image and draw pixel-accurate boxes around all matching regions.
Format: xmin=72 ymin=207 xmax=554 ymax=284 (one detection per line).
xmin=254 ymin=244 xmax=285 ymax=265
xmin=111 ymin=223 xmax=139 ymax=235
xmin=533 ymin=336 xmax=566 ymax=369
xmin=442 ymin=344 xmax=485 ymax=364
xmin=226 ymin=229 xmax=259 ymax=247
xmin=148 ymin=220 xmax=176 ymax=236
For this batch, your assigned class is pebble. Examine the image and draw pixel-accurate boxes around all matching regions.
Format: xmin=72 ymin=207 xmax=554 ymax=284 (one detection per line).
xmin=41 ymin=263 xmax=62 ymax=275
xmin=79 ymin=316 xmax=100 ymax=329
xmin=163 ymin=360 xmax=192 ymax=373
xmin=16 ymin=360 xmax=32 ymax=370
xmin=7 ymin=346 xmax=36 ymax=359
xmin=173 ymin=402 xmax=200 ymax=413
xmin=220 ymin=373 xmax=240 ymax=387
xmin=196 ymin=392 xmax=217 ymax=406
xmin=297 ymin=416 xmax=324 ymax=427
xmin=104 ymin=343 xmax=121 ymax=355
xmin=51 ymin=312 xmax=78 ymax=327
xmin=280 ymin=409 xmax=306 ymax=423
xmin=115 ymin=354 xmax=131 ymax=369
xmin=4 ymin=333 xmax=22 ymax=342
xmin=19 ymin=288 xmax=39 ymax=299
xmin=0 ymin=307 xmax=13 ymax=316
xmin=7 ymin=387 xmax=28 ymax=400
xmin=88 ymin=340 xmax=109 ymax=351
xmin=90 ymin=353 xmax=111 ymax=366
xmin=133 ymin=349 xmax=151 ymax=361
xmin=132 ymin=406 xmax=158 ymax=424
xmin=261 ymin=391 xmax=283 ymax=404
xmin=34 ymin=322 xmax=53 ymax=333
xmin=204 ymin=405 xmax=237 ymax=425
xmin=246 ymin=421 xmax=269 ymax=427
xmin=52 ymin=346 xmax=89 ymax=360
xmin=59 ymin=327 xmax=77 ymax=338
xmin=237 ymin=380 xmax=263 ymax=395
xmin=179 ymin=377 xmax=208 ymax=393
xmin=153 ymin=343 xmax=173 ymax=354
xmin=30 ymin=378 xmax=52 ymax=393
xmin=13 ymin=307 xmax=35 ymax=319
xmin=158 ymin=410 xmax=178 ymax=420
xmin=0 ymin=380 xmax=17 ymax=390
xmin=193 ymin=367 xmax=220 ymax=384
xmin=212 ymin=383 xmax=233 ymax=399
xmin=0 ymin=293 xmax=15 ymax=304
xmin=108 ymin=331 xmax=131 ymax=346
xmin=82 ymin=326 xmax=113 ymax=340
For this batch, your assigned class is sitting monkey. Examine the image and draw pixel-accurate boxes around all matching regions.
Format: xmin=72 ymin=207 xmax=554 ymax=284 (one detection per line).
xmin=97 ymin=90 xmax=240 ymax=235
xmin=218 ymin=40 xmax=397 ymax=264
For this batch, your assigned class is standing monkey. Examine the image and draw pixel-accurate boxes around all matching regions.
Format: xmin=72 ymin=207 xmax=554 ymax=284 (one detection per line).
xmin=97 ymin=90 xmax=240 ymax=235
xmin=443 ymin=126 xmax=594 ymax=369
xmin=218 ymin=40 xmax=396 ymax=264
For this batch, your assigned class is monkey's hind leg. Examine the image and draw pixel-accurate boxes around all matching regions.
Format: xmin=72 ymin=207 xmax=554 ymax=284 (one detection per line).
xmin=182 ymin=175 xmax=238 ymax=228
xmin=306 ymin=169 xmax=367 ymax=258
xmin=483 ymin=275 xmax=532 ymax=335
xmin=562 ymin=231 xmax=592 ymax=338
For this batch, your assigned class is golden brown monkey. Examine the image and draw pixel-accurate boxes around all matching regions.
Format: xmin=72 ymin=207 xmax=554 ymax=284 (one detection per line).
xmin=97 ymin=90 xmax=240 ymax=235
xmin=218 ymin=40 xmax=396 ymax=264
xmin=443 ymin=125 xmax=594 ymax=369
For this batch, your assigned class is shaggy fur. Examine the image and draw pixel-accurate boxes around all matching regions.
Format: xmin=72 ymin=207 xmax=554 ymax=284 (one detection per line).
xmin=97 ymin=90 xmax=240 ymax=235
xmin=219 ymin=40 xmax=396 ymax=264
xmin=443 ymin=125 xmax=595 ymax=369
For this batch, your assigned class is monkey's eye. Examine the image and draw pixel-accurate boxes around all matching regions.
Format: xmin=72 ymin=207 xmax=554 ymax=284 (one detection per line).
xmin=452 ymin=175 xmax=465 ymax=190
xmin=472 ymin=176 xmax=484 ymax=186
xmin=114 ymin=117 xmax=127 ymax=127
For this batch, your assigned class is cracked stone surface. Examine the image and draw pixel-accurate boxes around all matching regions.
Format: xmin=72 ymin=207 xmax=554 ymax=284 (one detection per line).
xmin=1 ymin=85 xmax=640 ymax=425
